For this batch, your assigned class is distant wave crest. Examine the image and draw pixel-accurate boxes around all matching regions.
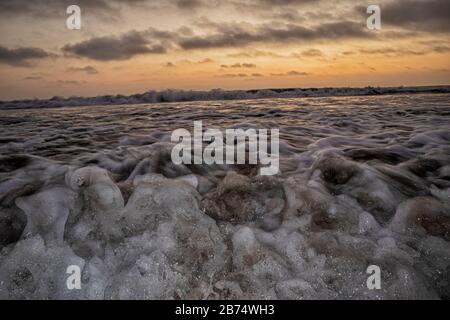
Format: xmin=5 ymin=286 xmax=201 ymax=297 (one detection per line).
xmin=1 ymin=86 xmax=449 ymax=109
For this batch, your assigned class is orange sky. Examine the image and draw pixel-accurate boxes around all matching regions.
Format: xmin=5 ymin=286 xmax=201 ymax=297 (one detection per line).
xmin=0 ymin=0 xmax=449 ymax=100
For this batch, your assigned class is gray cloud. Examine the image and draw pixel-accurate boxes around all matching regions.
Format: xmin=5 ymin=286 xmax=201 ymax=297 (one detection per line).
xmin=236 ymin=0 xmax=318 ymax=9
xmin=181 ymin=58 xmax=215 ymax=64
xmin=3 ymin=0 xmax=449 ymax=37
xmin=433 ymin=46 xmax=450 ymax=53
xmin=62 ymin=31 xmax=166 ymax=61
xmin=270 ymin=70 xmax=308 ymax=76
xmin=359 ymin=48 xmax=424 ymax=57
xmin=68 ymin=65 xmax=99 ymax=74
xmin=175 ymin=0 xmax=205 ymax=9
xmin=290 ymin=49 xmax=324 ymax=59
xmin=34 ymin=0 xmax=449 ymax=64
xmin=0 ymin=0 xmax=214 ymax=18
xmin=0 ymin=46 xmax=51 ymax=67
xmin=179 ymin=21 xmax=371 ymax=49
xmin=60 ymin=19 xmax=371 ymax=61
xmin=359 ymin=45 xmax=450 ymax=57
xmin=0 ymin=0 xmax=149 ymax=17
xmin=300 ymin=49 xmax=324 ymax=57
xmin=219 ymin=73 xmax=249 ymax=77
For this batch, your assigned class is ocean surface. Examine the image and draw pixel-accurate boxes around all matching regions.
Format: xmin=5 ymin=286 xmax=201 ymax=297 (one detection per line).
xmin=0 ymin=93 xmax=449 ymax=299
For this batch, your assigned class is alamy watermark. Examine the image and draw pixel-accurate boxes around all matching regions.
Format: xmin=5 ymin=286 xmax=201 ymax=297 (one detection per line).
xmin=367 ymin=5 xmax=381 ymax=30
xmin=366 ymin=265 xmax=381 ymax=290
xmin=171 ymin=121 xmax=279 ymax=176
xmin=66 ymin=5 xmax=81 ymax=30
xmin=66 ymin=265 xmax=81 ymax=290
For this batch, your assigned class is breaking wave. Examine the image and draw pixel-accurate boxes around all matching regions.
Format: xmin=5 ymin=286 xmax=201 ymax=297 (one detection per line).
xmin=1 ymin=86 xmax=449 ymax=110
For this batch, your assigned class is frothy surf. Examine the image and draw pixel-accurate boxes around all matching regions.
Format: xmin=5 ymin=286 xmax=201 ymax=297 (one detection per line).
xmin=0 ymin=93 xmax=449 ymax=299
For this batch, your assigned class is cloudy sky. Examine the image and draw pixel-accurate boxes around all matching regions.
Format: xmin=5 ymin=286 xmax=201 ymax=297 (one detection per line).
xmin=0 ymin=0 xmax=449 ymax=100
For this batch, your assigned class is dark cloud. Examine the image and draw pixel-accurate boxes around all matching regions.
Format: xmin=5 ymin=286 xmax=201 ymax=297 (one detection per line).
xmin=0 ymin=0 xmax=149 ymax=17
xmin=0 ymin=0 xmax=318 ymax=17
xmin=60 ymin=19 xmax=371 ymax=62
xmin=62 ymin=31 xmax=166 ymax=61
xmin=237 ymin=0 xmax=318 ymax=9
xmin=290 ymin=49 xmax=324 ymax=59
xmin=240 ymin=63 xmax=256 ymax=68
xmin=0 ymin=0 xmax=212 ymax=18
xmin=0 ymin=46 xmax=51 ymax=67
xmin=68 ymin=65 xmax=99 ymax=74
xmin=300 ymin=49 xmax=324 ymax=57
xmin=175 ymin=0 xmax=205 ymax=9
xmin=3 ymin=0 xmax=449 ymax=38
xmin=263 ymin=9 xmax=304 ymax=22
xmin=359 ymin=48 xmax=425 ymax=56
xmin=24 ymin=0 xmax=448 ymax=64
xmin=179 ymin=21 xmax=371 ymax=49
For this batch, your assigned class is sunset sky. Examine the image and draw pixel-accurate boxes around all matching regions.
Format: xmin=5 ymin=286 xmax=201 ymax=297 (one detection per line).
xmin=0 ymin=0 xmax=449 ymax=100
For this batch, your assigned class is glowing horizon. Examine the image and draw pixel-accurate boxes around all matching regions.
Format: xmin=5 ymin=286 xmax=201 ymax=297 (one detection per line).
xmin=0 ymin=0 xmax=449 ymax=100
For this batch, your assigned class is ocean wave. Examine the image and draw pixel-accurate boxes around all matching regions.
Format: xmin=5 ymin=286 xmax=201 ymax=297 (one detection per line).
xmin=1 ymin=86 xmax=449 ymax=110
